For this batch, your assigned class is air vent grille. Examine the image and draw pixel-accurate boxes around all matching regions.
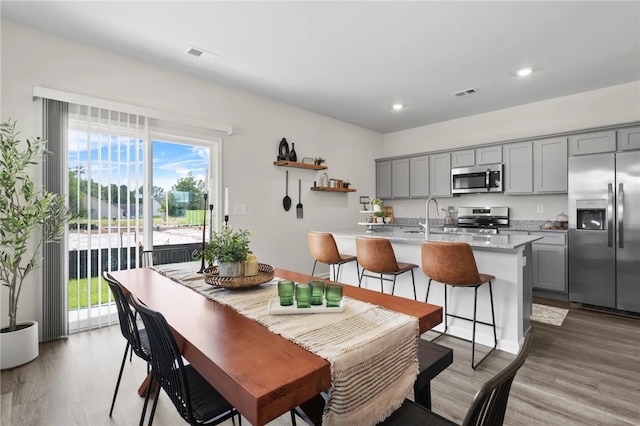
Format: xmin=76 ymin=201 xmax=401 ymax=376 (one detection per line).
xmin=452 ymin=88 xmax=478 ymax=97
xmin=187 ymin=47 xmax=203 ymax=57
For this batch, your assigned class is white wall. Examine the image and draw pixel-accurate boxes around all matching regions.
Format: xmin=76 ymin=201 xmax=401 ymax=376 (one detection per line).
xmin=0 ymin=20 xmax=383 ymax=327
xmin=382 ymin=81 xmax=640 ymax=220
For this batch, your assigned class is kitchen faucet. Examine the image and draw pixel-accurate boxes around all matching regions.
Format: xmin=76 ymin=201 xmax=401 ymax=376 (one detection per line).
xmin=419 ymin=197 xmax=440 ymax=240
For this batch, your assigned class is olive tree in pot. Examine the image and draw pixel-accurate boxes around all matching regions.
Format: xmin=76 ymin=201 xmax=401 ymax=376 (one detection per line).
xmin=202 ymin=226 xmax=251 ymax=277
xmin=0 ymin=120 xmax=73 ymax=369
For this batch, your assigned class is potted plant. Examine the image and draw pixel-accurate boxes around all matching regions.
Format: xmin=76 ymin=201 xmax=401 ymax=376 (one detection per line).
xmin=372 ymin=198 xmax=383 ymax=212
xmin=313 ymin=157 xmax=325 ymax=166
xmin=374 ymin=211 xmax=386 ymax=223
xmin=0 ymin=120 xmax=73 ymax=369
xmin=203 ymin=226 xmax=252 ymax=277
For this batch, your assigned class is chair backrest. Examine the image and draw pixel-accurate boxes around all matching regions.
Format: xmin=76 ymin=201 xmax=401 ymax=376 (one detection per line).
xmin=355 ymin=236 xmax=400 ymax=273
xmin=421 ymin=242 xmax=482 ymax=286
xmin=462 ymin=334 xmax=534 ymax=426
xmin=103 ymin=271 xmax=149 ymax=361
xmin=140 ymin=248 xmax=196 ymax=267
xmin=129 ymin=294 xmax=195 ymax=423
xmin=307 ymin=232 xmax=342 ymax=264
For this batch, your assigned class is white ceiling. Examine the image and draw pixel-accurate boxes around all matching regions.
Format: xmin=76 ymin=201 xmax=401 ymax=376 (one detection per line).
xmin=2 ymin=1 xmax=639 ymax=134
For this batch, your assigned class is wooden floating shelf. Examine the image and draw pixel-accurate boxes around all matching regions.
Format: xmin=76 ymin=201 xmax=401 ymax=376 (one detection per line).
xmin=273 ymin=160 xmax=327 ymax=170
xmin=310 ymin=186 xmax=356 ymax=192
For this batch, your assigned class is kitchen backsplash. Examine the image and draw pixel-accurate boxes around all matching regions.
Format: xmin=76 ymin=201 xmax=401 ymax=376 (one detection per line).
xmin=391 ymin=217 xmax=566 ymax=232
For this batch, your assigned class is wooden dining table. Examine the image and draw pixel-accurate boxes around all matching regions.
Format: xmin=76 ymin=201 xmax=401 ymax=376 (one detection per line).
xmin=111 ymin=266 xmax=442 ymax=425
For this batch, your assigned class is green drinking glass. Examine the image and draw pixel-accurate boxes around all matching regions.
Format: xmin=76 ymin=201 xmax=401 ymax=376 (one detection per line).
xmin=309 ymin=280 xmax=325 ymax=305
xmin=295 ymin=282 xmax=311 ymax=308
xmin=277 ymin=280 xmax=295 ymax=306
xmin=325 ymin=283 xmax=343 ymax=308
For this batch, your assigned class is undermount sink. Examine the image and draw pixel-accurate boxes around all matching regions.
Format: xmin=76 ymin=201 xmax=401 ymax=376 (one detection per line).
xmin=404 ymin=230 xmax=423 ymax=234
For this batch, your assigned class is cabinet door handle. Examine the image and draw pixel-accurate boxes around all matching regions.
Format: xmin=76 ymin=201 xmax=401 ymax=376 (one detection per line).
xmin=618 ymin=183 xmax=624 ymax=249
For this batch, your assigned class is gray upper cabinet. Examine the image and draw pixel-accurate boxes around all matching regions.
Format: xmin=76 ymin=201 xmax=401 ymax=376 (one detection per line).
xmin=476 ymin=146 xmax=502 ymax=165
xmin=451 ymin=150 xmax=475 ymax=168
xmin=429 ymin=153 xmax=451 ymax=197
xmin=618 ymin=126 xmax=640 ymax=151
xmin=376 ymin=160 xmax=392 ymax=199
xmin=409 ymin=155 xmax=429 ymax=198
xmin=503 ymin=142 xmax=533 ymax=194
xmin=568 ymin=130 xmax=616 ymax=155
xmin=533 ymin=137 xmax=568 ymax=193
xmin=391 ymin=158 xmax=410 ymax=198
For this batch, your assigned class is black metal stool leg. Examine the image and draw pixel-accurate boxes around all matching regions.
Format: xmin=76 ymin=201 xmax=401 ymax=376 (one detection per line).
xmin=355 ymin=262 xmax=361 ymax=287
xmin=311 ymin=260 xmax=318 ymax=277
xmin=411 ymin=269 xmax=416 ymax=301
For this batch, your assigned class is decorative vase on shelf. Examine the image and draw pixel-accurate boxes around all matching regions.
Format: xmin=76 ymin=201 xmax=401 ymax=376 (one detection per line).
xmin=289 ymin=143 xmax=297 ymax=162
xmin=278 ymin=138 xmax=289 ymax=161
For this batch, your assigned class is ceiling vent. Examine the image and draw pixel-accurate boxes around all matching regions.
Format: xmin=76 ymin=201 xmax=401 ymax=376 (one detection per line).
xmin=452 ymin=88 xmax=478 ymax=97
xmin=186 ymin=46 xmax=218 ymax=63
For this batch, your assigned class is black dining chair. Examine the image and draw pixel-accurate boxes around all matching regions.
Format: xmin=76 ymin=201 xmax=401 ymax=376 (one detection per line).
xmin=103 ymin=271 xmax=151 ymax=417
xmin=379 ymin=334 xmax=533 ymax=426
xmin=129 ymin=294 xmax=241 ymax=426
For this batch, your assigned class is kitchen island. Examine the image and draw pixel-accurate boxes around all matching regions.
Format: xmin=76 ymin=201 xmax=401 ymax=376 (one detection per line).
xmin=329 ymin=228 xmax=541 ymax=354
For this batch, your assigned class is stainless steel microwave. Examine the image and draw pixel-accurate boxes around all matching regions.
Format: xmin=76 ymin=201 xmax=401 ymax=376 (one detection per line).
xmin=451 ymin=164 xmax=503 ymax=194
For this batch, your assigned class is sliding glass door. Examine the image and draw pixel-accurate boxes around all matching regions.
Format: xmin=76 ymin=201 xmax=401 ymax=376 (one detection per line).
xmin=66 ymin=105 xmax=217 ymax=332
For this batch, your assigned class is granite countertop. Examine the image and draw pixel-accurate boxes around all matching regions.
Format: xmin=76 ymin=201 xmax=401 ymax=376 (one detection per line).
xmin=333 ymin=228 xmax=541 ymax=250
xmin=384 ymin=218 xmax=568 ymax=233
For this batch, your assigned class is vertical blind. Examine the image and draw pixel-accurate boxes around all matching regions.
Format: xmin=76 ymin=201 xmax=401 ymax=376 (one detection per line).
xmin=66 ymin=104 xmax=148 ymax=333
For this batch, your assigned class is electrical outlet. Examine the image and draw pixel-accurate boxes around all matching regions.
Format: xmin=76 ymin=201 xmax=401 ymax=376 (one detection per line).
xmin=395 ymin=206 xmax=403 ymax=215
xmin=537 ymin=204 xmax=544 ymax=213
xmin=234 ymin=204 xmax=247 ymax=215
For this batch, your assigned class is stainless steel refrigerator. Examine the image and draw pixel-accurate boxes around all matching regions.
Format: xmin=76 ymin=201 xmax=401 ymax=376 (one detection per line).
xmin=569 ymin=151 xmax=640 ymax=313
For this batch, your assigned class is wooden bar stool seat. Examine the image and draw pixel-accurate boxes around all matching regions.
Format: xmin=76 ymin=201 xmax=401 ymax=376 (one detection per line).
xmin=422 ymin=241 xmax=497 ymax=370
xmin=356 ymin=236 xmax=418 ymax=300
xmin=307 ymin=231 xmax=359 ymax=283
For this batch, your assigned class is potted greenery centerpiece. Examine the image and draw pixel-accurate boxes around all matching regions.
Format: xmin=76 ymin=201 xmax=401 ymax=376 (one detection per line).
xmin=0 ymin=120 xmax=73 ymax=369
xmin=313 ymin=157 xmax=325 ymax=166
xmin=203 ymin=226 xmax=251 ymax=277
xmin=372 ymin=198 xmax=383 ymax=212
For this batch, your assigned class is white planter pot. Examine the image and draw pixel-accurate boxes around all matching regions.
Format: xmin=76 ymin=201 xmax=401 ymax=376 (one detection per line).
xmin=218 ymin=262 xmax=241 ymax=277
xmin=373 ymin=205 xmax=381 ymax=212
xmin=1 ymin=321 xmax=39 ymax=370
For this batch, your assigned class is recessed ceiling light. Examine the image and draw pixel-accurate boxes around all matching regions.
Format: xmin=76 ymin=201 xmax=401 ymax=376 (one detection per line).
xmin=392 ymin=103 xmax=404 ymax=111
xmin=517 ymin=67 xmax=533 ymax=77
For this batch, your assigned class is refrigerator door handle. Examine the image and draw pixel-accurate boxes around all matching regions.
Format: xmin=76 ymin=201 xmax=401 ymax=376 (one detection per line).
xmin=618 ymin=183 xmax=624 ymax=249
xmin=607 ymin=183 xmax=614 ymax=248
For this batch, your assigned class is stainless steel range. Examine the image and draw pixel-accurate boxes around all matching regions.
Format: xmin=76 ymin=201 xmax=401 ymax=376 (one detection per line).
xmin=445 ymin=207 xmax=509 ymax=234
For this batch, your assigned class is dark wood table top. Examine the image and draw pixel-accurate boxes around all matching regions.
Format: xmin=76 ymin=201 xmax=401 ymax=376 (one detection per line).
xmin=111 ymin=266 xmax=442 ymax=425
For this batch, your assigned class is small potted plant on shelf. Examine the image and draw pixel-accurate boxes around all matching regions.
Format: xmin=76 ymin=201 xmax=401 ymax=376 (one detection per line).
xmin=372 ymin=198 xmax=383 ymax=211
xmin=374 ymin=211 xmax=386 ymax=223
xmin=313 ymin=157 xmax=326 ymax=166
xmin=203 ymin=226 xmax=252 ymax=277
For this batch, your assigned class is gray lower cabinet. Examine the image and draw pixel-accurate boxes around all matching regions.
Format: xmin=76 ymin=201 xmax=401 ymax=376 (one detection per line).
xmin=503 ymin=141 xmax=533 ymax=194
xmin=376 ymin=160 xmax=392 ymax=199
xmin=429 ymin=153 xmax=451 ymax=197
xmin=409 ymin=155 xmax=429 ymax=198
xmin=530 ymin=232 xmax=567 ymax=293
xmin=392 ymin=158 xmax=410 ymax=198
xmin=533 ymin=137 xmax=567 ymax=193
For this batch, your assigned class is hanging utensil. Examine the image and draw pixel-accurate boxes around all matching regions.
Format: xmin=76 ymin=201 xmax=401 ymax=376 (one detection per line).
xmin=283 ymin=170 xmax=292 ymax=211
xmin=297 ymin=179 xmax=303 ymax=219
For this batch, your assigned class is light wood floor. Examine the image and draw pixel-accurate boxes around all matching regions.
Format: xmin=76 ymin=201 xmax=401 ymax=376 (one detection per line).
xmin=1 ymin=303 xmax=639 ymax=426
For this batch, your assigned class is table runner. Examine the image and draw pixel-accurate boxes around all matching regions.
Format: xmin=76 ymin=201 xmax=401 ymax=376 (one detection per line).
xmin=152 ymin=262 xmax=419 ymax=425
